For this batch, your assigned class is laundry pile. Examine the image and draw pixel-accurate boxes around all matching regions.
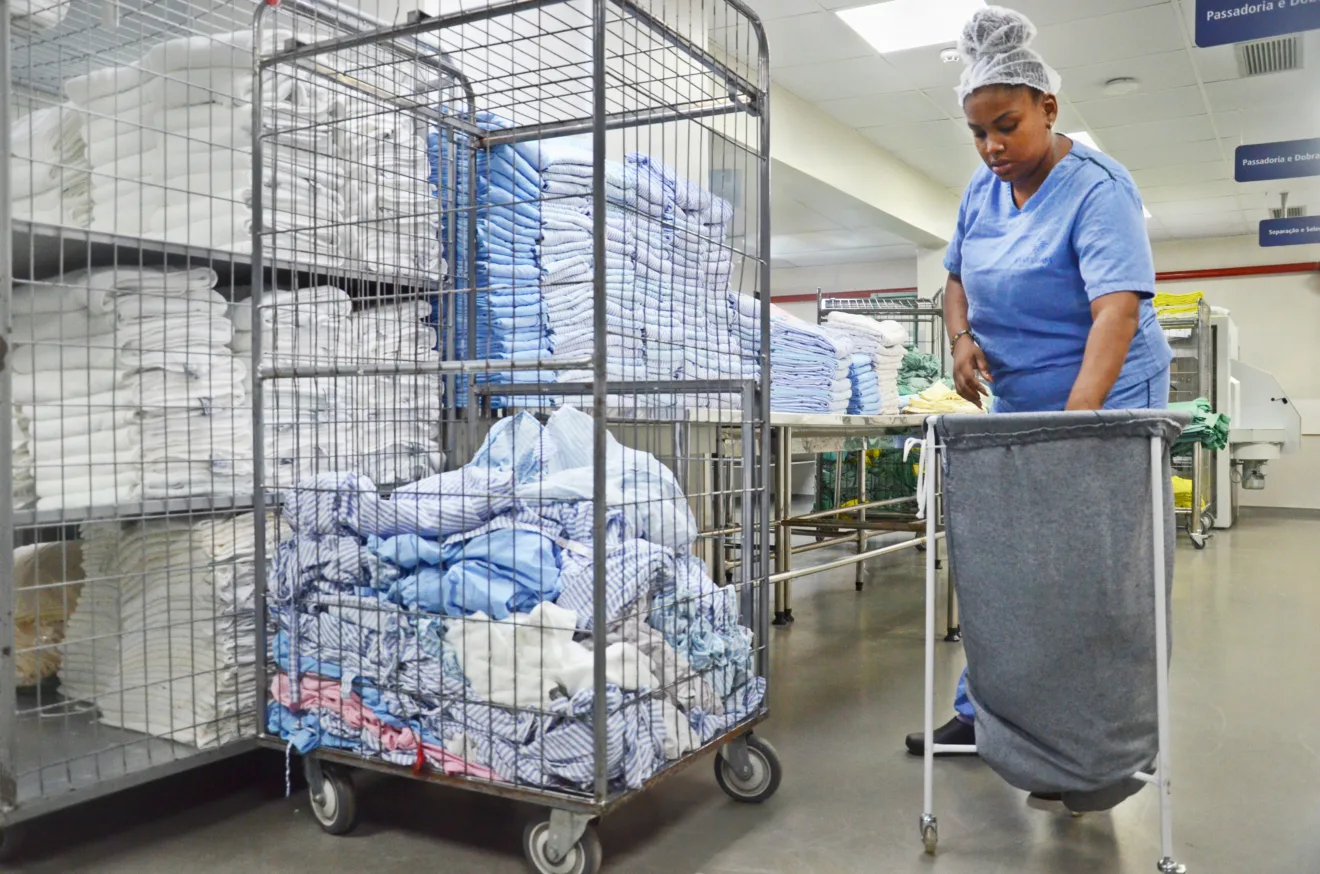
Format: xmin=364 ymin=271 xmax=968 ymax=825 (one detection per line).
xmin=1168 ymin=397 xmax=1230 ymax=455
xmin=10 ymin=101 xmax=91 ymax=226
xmin=268 ymin=406 xmax=765 ymax=790
xmin=12 ymin=266 xmax=253 ymax=510
xmin=12 ymin=408 xmax=36 ymax=510
xmin=898 ymin=347 xmax=943 ymax=396
xmin=822 ymin=312 xmax=907 ymax=414
xmin=340 ymin=107 xmax=442 ymax=278
xmin=731 ymin=297 xmax=851 ymax=414
xmin=61 ymin=513 xmax=267 ymax=748
xmin=14 ymin=541 xmax=84 ymax=687
xmin=903 ymin=381 xmax=986 ymax=415
xmin=9 ymin=0 xmax=70 ymax=30
xmin=66 ymin=29 xmax=352 ymax=265
xmin=844 ymin=354 xmax=882 ymax=415
xmin=537 ymin=147 xmax=749 ymax=408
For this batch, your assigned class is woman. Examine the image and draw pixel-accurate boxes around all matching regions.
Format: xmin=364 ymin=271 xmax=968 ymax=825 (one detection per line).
xmin=903 ymin=7 xmax=1173 ymax=760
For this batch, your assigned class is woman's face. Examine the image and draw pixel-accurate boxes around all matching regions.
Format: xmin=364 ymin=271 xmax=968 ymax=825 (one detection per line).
xmin=962 ymin=86 xmax=1059 ymax=184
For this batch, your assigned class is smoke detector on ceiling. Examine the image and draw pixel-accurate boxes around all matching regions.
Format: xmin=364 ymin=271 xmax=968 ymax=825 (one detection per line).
xmin=940 ymin=47 xmax=961 ymax=63
xmin=1236 ymin=35 xmax=1305 ymax=77
xmin=1102 ymin=77 xmax=1141 ymax=97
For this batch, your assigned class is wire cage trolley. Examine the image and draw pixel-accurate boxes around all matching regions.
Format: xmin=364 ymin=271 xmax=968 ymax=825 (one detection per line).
xmin=1160 ymin=298 xmax=1214 ymax=548
xmin=250 ymin=0 xmax=778 ymax=871
xmin=914 ymin=410 xmax=1191 ymax=873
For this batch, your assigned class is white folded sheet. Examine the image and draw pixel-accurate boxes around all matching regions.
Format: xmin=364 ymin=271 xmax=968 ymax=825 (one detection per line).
xmin=120 ymin=317 xmax=234 ymax=351
xmin=14 ymin=369 xmax=125 ymax=405
xmin=138 ymin=29 xmax=292 ymax=75
xmin=65 ymin=65 xmax=144 ymax=106
xmin=11 ymin=341 xmax=118 ymax=375
xmin=10 ymin=310 xmax=116 ymax=343
xmin=117 ymin=288 xmax=229 ymax=323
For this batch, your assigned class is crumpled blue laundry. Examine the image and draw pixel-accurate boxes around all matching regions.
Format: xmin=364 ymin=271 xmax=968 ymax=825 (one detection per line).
xmin=366 ymin=533 xmax=442 ymax=569
xmin=439 ymin=527 xmax=562 ymax=620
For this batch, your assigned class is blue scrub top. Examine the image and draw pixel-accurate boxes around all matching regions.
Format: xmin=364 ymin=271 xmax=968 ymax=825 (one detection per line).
xmin=944 ymin=140 xmax=1172 ymax=413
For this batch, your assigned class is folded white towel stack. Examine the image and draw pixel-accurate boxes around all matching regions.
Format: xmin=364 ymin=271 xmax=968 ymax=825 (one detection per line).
xmin=13 ymin=266 xmax=254 ymax=510
xmin=60 ymin=512 xmax=270 ymax=748
xmin=10 ymin=102 xmax=91 ymax=227
xmin=823 ymin=312 xmax=909 ymax=415
xmin=9 ymin=0 xmax=70 ymax=33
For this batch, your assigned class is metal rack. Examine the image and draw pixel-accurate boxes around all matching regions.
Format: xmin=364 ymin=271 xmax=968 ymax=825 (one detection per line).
xmin=250 ymin=1 xmax=775 ymax=872
xmin=817 ymin=289 xmax=947 ymax=367
xmin=1160 ymin=298 xmax=1214 ymax=548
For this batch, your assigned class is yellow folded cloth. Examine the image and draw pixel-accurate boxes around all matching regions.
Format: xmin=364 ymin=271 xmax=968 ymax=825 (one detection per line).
xmin=903 ymin=382 xmax=986 ymax=415
xmin=1154 ymin=291 xmax=1204 ymax=308
xmin=1172 ymin=475 xmax=1209 ymax=511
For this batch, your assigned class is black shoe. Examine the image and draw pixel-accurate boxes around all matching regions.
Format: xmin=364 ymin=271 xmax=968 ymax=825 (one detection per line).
xmin=905 ymin=716 xmax=977 ymax=756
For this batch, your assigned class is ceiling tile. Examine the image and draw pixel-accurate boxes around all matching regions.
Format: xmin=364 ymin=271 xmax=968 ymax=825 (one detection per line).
xmin=1092 ymin=115 xmax=1217 ymax=152
xmin=1204 ymin=73 xmax=1320 ymax=113
xmin=921 ymin=86 xmax=963 ymax=119
xmin=894 ymin=145 xmax=984 ymax=189
xmin=1214 ymin=108 xmax=1320 ymax=145
xmin=1034 ymin=5 xmax=1185 ymax=69
xmin=770 ymin=197 xmax=841 ymax=234
xmin=771 ymin=55 xmax=911 ymax=101
xmin=770 ymin=256 xmax=800 ymax=268
xmin=787 ymin=244 xmax=917 ymax=267
xmin=817 ymin=91 xmax=947 ymax=128
xmin=742 ymin=0 xmax=822 ymax=22
xmin=1109 ymin=138 xmax=1226 ymax=170
xmin=1148 ymin=196 xmax=1241 ymax=218
xmin=1056 ymin=51 xmax=1199 ymax=99
xmin=859 ymin=118 xmax=973 ymax=153
xmin=1129 ymin=161 xmax=1229 ymax=187
xmin=879 ymin=45 xmax=965 ymax=91
xmin=1074 ymin=86 xmax=1207 ymax=129
xmin=1006 ymin=0 xmax=1171 ymax=28
xmin=760 ymin=12 xmax=875 ymax=67
xmin=1138 ymin=179 xmax=1240 ymax=203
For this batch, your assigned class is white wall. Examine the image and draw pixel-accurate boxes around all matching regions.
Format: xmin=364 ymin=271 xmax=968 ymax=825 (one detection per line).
xmin=771 ymin=258 xmax=917 ymax=298
xmin=1152 ymin=235 xmax=1320 ymax=510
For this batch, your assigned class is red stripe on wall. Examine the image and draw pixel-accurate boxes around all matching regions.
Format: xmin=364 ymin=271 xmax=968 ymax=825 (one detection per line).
xmin=1155 ymin=262 xmax=1320 ymax=281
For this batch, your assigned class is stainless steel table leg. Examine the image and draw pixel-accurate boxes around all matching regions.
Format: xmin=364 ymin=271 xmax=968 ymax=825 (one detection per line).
xmin=774 ymin=426 xmax=794 ymax=625
xmin=855 ymin=446 xmax=868 ymax=592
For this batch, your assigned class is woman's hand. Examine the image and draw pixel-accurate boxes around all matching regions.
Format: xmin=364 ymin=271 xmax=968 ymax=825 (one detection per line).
xmin=953 ymin=336 xmax=993 ymax=408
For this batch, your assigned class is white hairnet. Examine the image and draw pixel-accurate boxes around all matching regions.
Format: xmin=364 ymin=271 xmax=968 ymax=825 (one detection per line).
xmin=955 ymin=6 xmax=1062 ymax=104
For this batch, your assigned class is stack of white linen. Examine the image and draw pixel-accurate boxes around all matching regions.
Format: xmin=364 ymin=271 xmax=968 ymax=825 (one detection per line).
xmin=12 ymin=410 xmax=36 ymax=510
xmin=339 ymin=108 xmax=441 ymax=278
xmin=822 ymin=311 xmax=907 ymax=415
xmin=56 ymin=523 xmax=121 ymax=702
xmin=63 ymin=513 xmax=266 ymax=748
xmin=9 ymin=0 xmax=70 ymax=32
xmin=13 ymin=266 xmax=253 ymax=509
xmin=229 ymin=285 xmax=355 ymax=489
xmin=730 ymin=295 xmax=852 ymax=414
xmin=10 ymin=102 xmax=91 ymax=227
xmin=332 ymin=301 xmax=444 ymax=486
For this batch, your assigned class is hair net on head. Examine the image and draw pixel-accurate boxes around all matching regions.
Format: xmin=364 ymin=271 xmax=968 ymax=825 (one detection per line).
xmin=955 ymin=6 xmax=1062 ymax=104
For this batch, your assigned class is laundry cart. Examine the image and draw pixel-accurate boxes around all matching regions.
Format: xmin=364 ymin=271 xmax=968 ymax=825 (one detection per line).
xmin=915 ymin=410 xmax=1192 ymax=873
xmin=251 ymin=0 xmax=778 ymax=871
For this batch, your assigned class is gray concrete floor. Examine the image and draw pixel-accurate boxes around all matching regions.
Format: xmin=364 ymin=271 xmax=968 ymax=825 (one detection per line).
xmin=9 ymin=509 xmax=1320 ymax=873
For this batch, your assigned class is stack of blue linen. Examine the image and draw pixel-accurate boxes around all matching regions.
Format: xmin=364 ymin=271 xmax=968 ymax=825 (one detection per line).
xmin=846 ymin=353 xmax=882 ymax=414
xmin=437 ymin=113 xmax=554 ymax=407
xmin=731 ymin=294 xmax=852 ymax=414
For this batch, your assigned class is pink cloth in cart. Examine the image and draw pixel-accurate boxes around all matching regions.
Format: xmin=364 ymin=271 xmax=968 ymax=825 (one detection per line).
xmin=271 ymin=673 xmax=502 ymax=782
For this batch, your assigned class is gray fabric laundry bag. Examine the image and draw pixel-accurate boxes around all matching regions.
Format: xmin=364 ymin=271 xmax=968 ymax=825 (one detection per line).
xmin=934 ymin=410 xmax=1189 ymax=807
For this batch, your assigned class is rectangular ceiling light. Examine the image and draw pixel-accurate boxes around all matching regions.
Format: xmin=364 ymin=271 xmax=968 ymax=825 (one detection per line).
xmin=837 ymin=0 xmax=986 ymax=55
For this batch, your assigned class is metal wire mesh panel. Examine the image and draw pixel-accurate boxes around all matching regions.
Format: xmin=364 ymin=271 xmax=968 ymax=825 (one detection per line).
xmin=252 ymin=0 xmax=775 ymax=843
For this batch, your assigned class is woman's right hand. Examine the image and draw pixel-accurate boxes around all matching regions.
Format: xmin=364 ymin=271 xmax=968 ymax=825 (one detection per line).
xmin=952 ymin=337 xmax=992 ymax=408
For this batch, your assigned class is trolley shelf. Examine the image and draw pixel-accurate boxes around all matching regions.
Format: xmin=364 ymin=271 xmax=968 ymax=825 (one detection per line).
xmin=13 ymin=495 xmax=258 ymax=530
xmin=14 ymin=693 xmax=254 ymax=824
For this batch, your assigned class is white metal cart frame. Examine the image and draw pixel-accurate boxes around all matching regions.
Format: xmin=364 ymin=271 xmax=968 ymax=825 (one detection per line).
xmin=916 ymin=414 xmax=1188 ymax=874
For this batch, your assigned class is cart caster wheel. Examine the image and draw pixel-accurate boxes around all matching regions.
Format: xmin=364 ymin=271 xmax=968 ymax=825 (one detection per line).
xmin=921 ymin=823 xmax=938 ymax=855
xmin=309 ymin=764 xmax=359 ymax=836
xmin=0 ymin=823 xmax=28 ymax=862
xmin=715 ymin=736 xmax=782 ymax=803
xmin=855 ymin=580 xmax=864 ymax=592
xmin=1190 ymin=533 xmax=1207 ymax=550
xmin=1157 ymin=858 xmax=1187 ymax=874
xmin=523 ymin=820 xmax=602 ymax=874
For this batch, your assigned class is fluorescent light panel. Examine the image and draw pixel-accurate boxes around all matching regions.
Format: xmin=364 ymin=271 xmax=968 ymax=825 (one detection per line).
xmin=837 ymin=0 xmax=985 ymax=55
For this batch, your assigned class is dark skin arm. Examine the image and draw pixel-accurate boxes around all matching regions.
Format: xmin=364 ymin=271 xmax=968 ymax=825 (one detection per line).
xmin=944 ymin=272 xmax=992 ymax=408
xmin=1065 ymin=291 xmax=1142 ymax=410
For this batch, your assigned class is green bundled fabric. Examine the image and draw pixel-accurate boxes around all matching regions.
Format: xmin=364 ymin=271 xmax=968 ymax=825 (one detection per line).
xmin=814 ymin=448 xmax=921 ymax=512
xmin=1169 ymin=397 xmax=1230 ymax=455
xmin=898 ymin=348 xmax=942 ymax=396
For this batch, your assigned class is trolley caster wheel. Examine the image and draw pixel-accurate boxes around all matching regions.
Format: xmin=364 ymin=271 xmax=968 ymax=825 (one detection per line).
xmin=309 ymin=764 xmax=359 ymax=836
xmin=1157 ymin=858 xmax=1187 ymax=874
xmin=855 ymin=580 xmax=864 ymax=592
xmin=1190 ymin=533 xmax=1207 ymax=550
xmin=921 ymin=822 xmax=938 ymax=855
xmin=715 ymin=735 xmax=782 ymax=803
xmin=0 ymin=823 xmax=28 ymax=862
xmin=944 ymin=625 xmax=962 ymax=643
xmin=522 ymin=820 xmax=602 ymax=874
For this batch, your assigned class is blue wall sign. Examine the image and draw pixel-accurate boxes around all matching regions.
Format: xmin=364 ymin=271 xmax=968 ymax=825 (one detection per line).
xmin=1259 ymin=216 xmax=1320 ymax=247
xmin=1196 ymin=0 xmax=1320 ymax=48
xmin=1235 ymin=138 xmax=1320 ymax=182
